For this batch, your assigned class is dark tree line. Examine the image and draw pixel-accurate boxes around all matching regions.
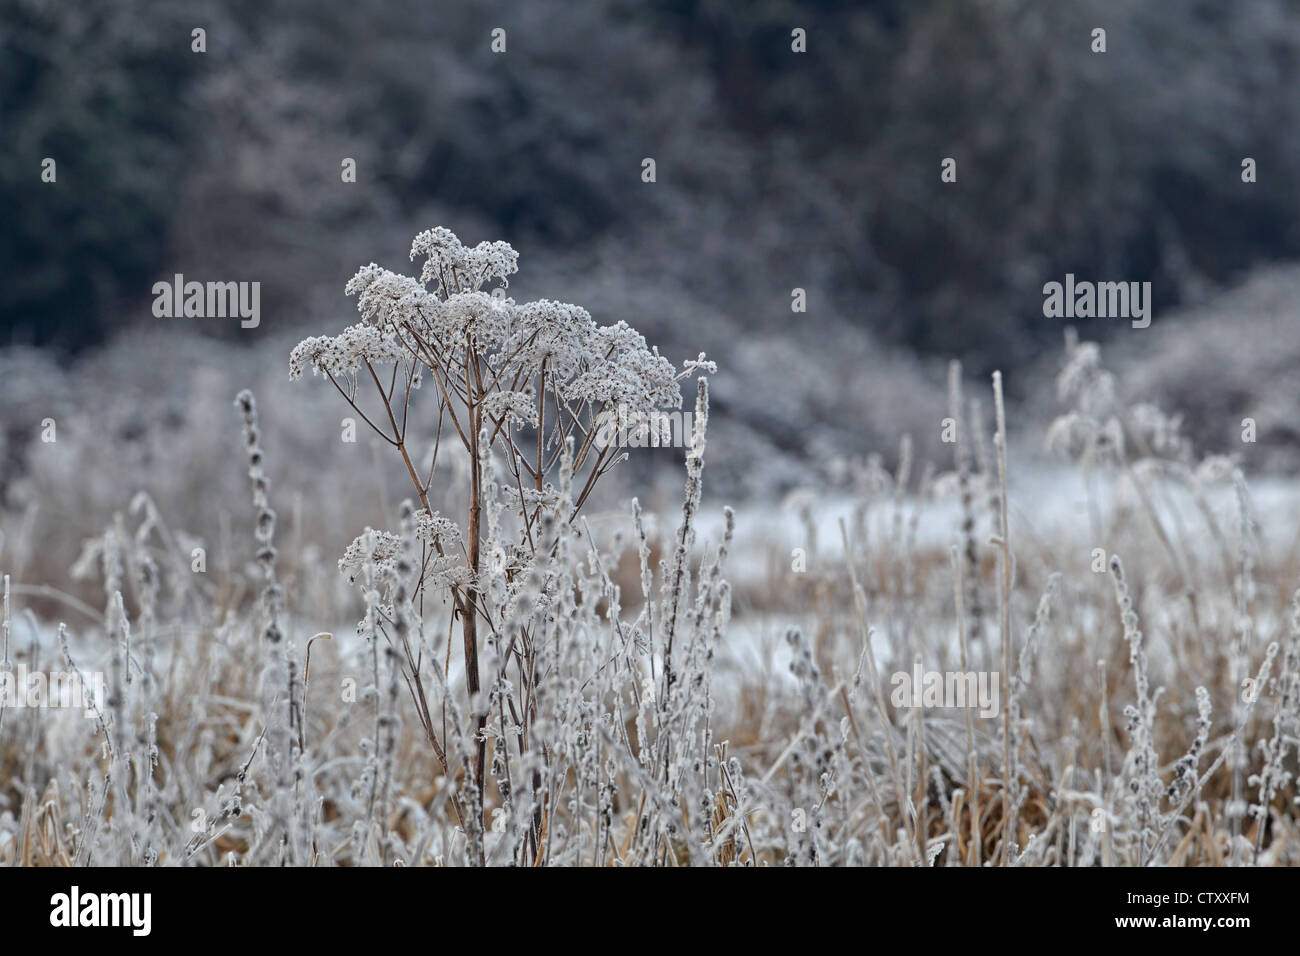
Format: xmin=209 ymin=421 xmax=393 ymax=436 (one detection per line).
xmin=5 ymin=0 xmax=1299 ymax=376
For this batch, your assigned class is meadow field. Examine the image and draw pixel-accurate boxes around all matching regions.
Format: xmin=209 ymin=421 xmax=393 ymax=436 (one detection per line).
xmin=2 ymin=228 xmax=1296 ymax=868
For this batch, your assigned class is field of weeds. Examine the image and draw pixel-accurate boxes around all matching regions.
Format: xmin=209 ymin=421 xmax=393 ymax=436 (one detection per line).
xmin=1 ymin=229 xmax=1297 ymax=868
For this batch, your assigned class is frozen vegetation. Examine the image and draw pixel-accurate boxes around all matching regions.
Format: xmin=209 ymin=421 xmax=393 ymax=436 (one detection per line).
xmin=1 ymin=229 xmax=1299 ymax=867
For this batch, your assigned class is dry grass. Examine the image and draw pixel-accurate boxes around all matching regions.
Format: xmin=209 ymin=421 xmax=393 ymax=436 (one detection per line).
xmin=2 ymin=322 xmax=1299 ymax=866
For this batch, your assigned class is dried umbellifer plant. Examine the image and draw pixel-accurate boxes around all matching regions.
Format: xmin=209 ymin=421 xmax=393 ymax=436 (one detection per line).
xmin=289 ymin=226 xmax=712 ymax=828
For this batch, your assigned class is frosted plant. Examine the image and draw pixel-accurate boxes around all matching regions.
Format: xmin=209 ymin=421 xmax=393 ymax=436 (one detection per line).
xmin=1048 ymin=333 xmax=1195 ymax=475
xmin=291 ymin=226 xmax=713 ymax=842
xmin=13 ymin=253 xmax=1300 ymax=868
xmin=1251 ymin=589 xmax=1300 ymax=862
xmin=1108 ymin=554 xmax=1163 ymax=864
xmin=1006 ymin=572 xmax=1061 ymax=850
xmin=1046 ymin=339 xmax=1125 ymax=473
xmin=233 ymin=388 xmax=310 ymax=865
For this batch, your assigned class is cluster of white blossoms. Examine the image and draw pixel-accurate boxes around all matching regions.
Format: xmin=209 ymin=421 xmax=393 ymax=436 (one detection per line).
xmin=564 ymin=321 xmax=680 ymax=410
xmin=498 ymin=298 xmax=598 ymax=380
xmin=337 ymin=509 xmax=468 ymax=596
xmin=290 ymin=227 xmax=689 ymax=427
xmin=409 ymin=226 xmax=519 ymax=294
xmin=412 ymin=508 xmax=461 ymax=549
xmin=337 ymin=529 xmax=402 ymax=584
xmin=479 ymin=389 xmax=539 ymax=429
xmin=289 ymin=323 xmax=407 ymax=381
xmin=293 ymin=226 xmax=714 ymax=610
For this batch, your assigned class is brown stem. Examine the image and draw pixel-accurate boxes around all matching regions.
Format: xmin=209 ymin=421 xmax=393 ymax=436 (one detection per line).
xmin=464 ymin=340 xmax=487 ymax=818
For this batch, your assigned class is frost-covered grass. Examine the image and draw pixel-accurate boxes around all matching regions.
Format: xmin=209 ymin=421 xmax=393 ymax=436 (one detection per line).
xmin=2 ymin=230 xmax=1299 ymax=866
